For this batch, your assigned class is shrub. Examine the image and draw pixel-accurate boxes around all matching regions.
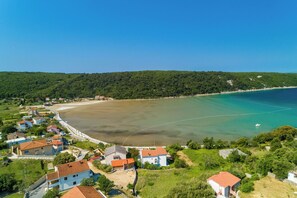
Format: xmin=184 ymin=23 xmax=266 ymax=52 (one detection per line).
xmin=80 ymin=178 xmax=95 ymax=186
xmin=174 ymin=158 xmax=188 ymax=168
xmin=93 ymin=160 xmax=112 ymax=173
xmin=270 ymin=137 xmax=282 ymax=152
xmin=240 ymin=181 xmax=254 ymax=193
xmin=98 ymin=175 xmax=114 ymax=195
xmin=143 ymin=162 xmax=160 ymax=170
xmin=43 ymin=189 xmax=60 ymax=198
xmin=53 ymin=153 xmax=75 ymax=166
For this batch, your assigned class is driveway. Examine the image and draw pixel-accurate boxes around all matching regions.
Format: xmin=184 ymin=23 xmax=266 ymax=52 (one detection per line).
xmin=29 ymin=182 xmax=47 ymax=198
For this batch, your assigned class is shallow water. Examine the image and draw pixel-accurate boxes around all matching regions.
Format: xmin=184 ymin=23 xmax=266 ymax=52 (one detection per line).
xmin=61 ymin=88 xmax=297 ymax=146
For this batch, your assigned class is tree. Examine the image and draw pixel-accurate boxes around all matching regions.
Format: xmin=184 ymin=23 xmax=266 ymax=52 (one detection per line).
xmin=0 ymin=173 xmax=18 ymax=192
xmin=227 ymin=150 xmax=246 ymax=163
xmin=53 ymin=153 xmax=75 ymax=166
xmin=0 ymin=118 xmax=3 ymax=127
xmin=187 ymin=140 xmax=200 ymax=150
xmin=240 ymin=181 xmax=254 ymax=193
xmin=203 ymin=137 xmax=215 ymax=149
xmin=80 ymin=178 xmax=95 ymax=186
xmin=272 ymin=160 xmax=294 ymax=179
xmin=166 ymin=179 xmax=214 ymax=198
xmin=98 ymin=175 xmax=114 ymax=195
xmin=43 ymin=189 xmax=60 ymax=198
xmin=127 ymin=148 xmax=140 ymax=160
xmin=174 ymin=158 xmax=188 ymax=168
xmin=270 ymin=137 xmax=282 ymax=152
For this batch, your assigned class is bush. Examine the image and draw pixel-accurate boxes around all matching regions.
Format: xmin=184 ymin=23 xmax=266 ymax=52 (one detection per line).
xmin=98 ymin=175 xmax=114 ymax=195
xmin=203 ymin=137 xmax=215 ymax=149
xmin=53 ymin=152 xmax=75 ymax=166
xmin=143 ymin=162 xmax=160 ymax=170
xmin=0 ymin=173 xmax=18 ymax=192
xmin=174 ymin=158 xmax=188 ymax=168
xmin=270 ymin=137 xmax=282 ymax=152
xmin=240 ymin=181 xmax=254 ymax=193
xmin=80 ymin=178 xmax=95 ymax=186
xmin=93 ymin=160 xmax=112 ymax=173
xmin=227 ymin=150 xmax=246 ymax=163
xmin=186 ymin=140 xmax=200 ymax=150
xmin=43 ymin=189 xmax=60 ymax=198
xmin=127 ymin=183 xmax=134 ymax=189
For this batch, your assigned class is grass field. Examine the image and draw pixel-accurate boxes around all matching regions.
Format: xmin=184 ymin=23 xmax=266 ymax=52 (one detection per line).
xmin=3 ymin=192 xmax=24 ymax=198
xmin=240 ymin=176 xmax=297 ymax=198
xmin=136 ymin=149 xmax=232 ymax=197
xmin=0 ymin=103 xmax=20 ymax=123
xmin=0 ymin=159 xmax=48 ymax=188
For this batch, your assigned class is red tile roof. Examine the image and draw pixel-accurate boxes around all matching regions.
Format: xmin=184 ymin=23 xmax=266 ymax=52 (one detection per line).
xmin=19 ymin=139 xmax=51 ymax=151
xmin=111 ymin=158 xmax=135 ymax=167
xmin=46 ymin=172 xmax=59 ymax=180
xmin=56 ymin=160 xmax=90 ymax=177
xmin=141 ymin=147 xmax=167 ymax=157
xmin=208 ymin=172 xmax=241 ymax=187
xmin=52 ymin=140 xmax=63 ymax=146
xmin=62 ymin=186 xmax=106 ymax=198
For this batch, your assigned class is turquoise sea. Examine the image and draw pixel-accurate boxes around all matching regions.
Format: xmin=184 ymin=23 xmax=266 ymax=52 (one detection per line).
xmin=61 ymin=88 xmax=297 ymax=146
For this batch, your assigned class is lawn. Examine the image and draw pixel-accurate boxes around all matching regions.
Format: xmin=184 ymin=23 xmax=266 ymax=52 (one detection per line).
xmin=136 ymin=149 xmax=231 ymax=197
xmin=73 ymin=140 xmax=101 ymax=151
xmin=0 ymin=103 xmax=20 ymax=123
xmin=3 ymin=192 xmax=24 ymax=198
xmin=240 ymin=176 xmax=297 ymax=198
xmin=0 ymin=159 xmax=48 ymax=188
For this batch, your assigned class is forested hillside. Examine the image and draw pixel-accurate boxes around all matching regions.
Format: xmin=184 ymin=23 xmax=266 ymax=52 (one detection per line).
xmin=1 ymin=71 xmax=297 ymax=99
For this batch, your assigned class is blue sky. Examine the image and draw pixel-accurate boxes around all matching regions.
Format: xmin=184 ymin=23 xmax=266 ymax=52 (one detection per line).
xmin=0 ymin=0 xmax=297 ymax=73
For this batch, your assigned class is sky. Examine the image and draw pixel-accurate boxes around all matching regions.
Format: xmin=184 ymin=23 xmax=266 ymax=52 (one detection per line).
xmin=0 ymin=0 xmax=297 ymax=73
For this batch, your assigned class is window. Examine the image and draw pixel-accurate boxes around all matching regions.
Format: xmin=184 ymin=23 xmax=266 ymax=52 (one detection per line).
xmin=64 ymin=177 xmax=67 ymax=180
xmin=24 ymin=150 xmax=29 ymax=154
xmin=73 ymin=175 xmax=76 ymax=177
xmin=73 ymin=181 xmax=76 ymax=185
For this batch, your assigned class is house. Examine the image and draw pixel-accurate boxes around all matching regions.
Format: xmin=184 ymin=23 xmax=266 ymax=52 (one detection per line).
xmin=52 ymin=140 xmax=64 ymax=154
xmin=32 ymin=117 xmax=45 ymax=125
xmin=219 ymin=148 xmax=247 ymax=159
xmin=140 ymin=147 xmax=168 ymax=167
xmin=62 ymin=186 xmax=106 ymax=198
xmin=28 ymin=107 xmax=38 ymax=116
xmin=287 ymin=170 xmax=297 ymax=184
xmin=104 ymin=145 xmax=127 ymax=165
xmin=111 ymin=158 xmax=135 ymax=171
xmin=46 ymin=160 xmax=96 ymax=191
xmin=18 ymin=139 xmax=53 ymax=155
xmin=5 ymin=137 xmax=31 ymax=147
xmin=207 ymin=171 xmax=241 ymax=198
xmin=7 ymin=132 xmax=26 ymax=140
xmin=47 ymin=125 xmax=60 ymax=133
xmin=17 ymin=120 xmax=33 ymax=131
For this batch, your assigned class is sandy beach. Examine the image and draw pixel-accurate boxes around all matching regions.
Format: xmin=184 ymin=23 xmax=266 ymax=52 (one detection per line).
xmin=49 ymin=100 xmax=106 ymax=111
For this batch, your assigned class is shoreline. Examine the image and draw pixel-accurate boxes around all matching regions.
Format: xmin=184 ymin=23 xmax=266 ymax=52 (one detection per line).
xmin=48 ymin=86 xmax=297 ymax=147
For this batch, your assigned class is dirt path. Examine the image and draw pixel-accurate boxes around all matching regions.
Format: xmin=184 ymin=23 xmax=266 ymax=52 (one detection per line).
xmin=177 ymin=151 xmax=194 ymax=166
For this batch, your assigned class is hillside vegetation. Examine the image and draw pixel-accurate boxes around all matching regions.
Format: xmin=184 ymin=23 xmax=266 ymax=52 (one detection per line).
xmin=1 ymin=71 xmax=297 ymax=99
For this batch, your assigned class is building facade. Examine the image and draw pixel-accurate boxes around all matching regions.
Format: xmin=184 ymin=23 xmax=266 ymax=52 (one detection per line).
xmin=140 ymin=147 xmax=168 ymax=167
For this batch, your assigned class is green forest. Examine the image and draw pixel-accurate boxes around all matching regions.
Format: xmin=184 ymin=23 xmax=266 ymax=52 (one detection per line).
xmin=1 ymin=71 xmax=297 ymax=99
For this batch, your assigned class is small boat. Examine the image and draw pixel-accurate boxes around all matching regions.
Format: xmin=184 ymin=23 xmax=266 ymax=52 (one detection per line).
xmin=255 ymin=123 xmax=261 ymax=127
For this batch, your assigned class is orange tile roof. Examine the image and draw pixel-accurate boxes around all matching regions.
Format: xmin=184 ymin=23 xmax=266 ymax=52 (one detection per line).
xmin=111 ymin=158 xmax=135 ymax=167
xmin=19 ymin=139 xmax=51 ymax=151
xmin=52 ymin=140 xmax=63 ymax=145
xmin=62 ymin=186 xmax=106 ymax=198
xmin=141 ymin=147 xmax=167 ymax=157
xmin=208 ymin=172 xmax=241 ymax=187
xmin=18 ymin=120 xmax=26 ymax=124
xmin=57 ymin=160 xmax=90 ymax=177
xmin=52 ymin=135 xmax=61 ymax=140
xmin=47 ymin=172 xmax=59 ymax=180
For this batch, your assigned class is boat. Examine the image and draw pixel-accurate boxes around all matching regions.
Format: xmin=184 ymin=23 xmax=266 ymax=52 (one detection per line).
xmin=255 ymin=123 xmax=261 ymax=127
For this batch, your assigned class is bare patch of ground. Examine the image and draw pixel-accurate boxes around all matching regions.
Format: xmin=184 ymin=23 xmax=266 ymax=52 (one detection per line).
xmin=88 ymin=162 xmax=136 ymax=190
xmin=240 ymin=176 xmax=297 ymax=198
xmin=177 ymin=151 xmax=194 ymax=166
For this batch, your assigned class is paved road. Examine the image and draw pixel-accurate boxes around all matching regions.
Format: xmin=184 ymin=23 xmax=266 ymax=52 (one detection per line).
xmin=29 ymin=182 xmax=47 ymax=198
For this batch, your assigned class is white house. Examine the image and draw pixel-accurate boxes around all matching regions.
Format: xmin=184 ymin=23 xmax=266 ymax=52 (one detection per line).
xmin=207 ymin=171 xmax=241 ymax=198
xmin=288 ymin=171 xmax=297 ymax=184
xmin=46 ymin=160 xmax=95 ymax=191
xmin=104 ymin=145 xmax=127 ymax=165
xmin=5 ymin=137 xmax=31 ymax=147
xmin=140 ymin=147 xmax=168 ymax=167
xmin=17 ymin=120 xmax=33 ymax=131
xmin=33 ymin=117 xmax=45 ymax=125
